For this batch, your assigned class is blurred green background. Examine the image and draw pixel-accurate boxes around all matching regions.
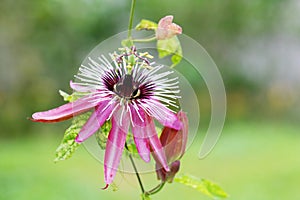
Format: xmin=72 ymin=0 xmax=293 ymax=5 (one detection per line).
xmin=1 ymin=0 xmax=300 ymax=199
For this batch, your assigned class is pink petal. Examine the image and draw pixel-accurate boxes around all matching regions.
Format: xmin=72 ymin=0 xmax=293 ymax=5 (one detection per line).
xmin=130 ymin=105 xmax=150 ymax=162
xmin=75 ymin=100 xmax=116 ymax=143
xmin=149 ymin=100 xmax=182 ymax=130
xmin=159 ymin=15 xmax=173 ymax=27
xmin=158 ymin=113 xmax=182 ymax=131
xmin=70 ymin=80 xmax=91 ymax=92
xmin=146 ymin=114 xmax=170 ymax=172
xmin=170 ymin=23 xmax=182 ymax=35
xmin=31 ymin=95 xmax=98 ymax=123
xmin=177 ymin=111 xmax=188 ymax=158
xmin=104 ymin=108 xmax=130 ymax=185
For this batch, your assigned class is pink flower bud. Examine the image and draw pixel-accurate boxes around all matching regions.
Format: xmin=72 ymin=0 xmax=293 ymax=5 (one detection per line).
xmin=156 ymin=160 xmax=180 ymax=183
xmin=156 ymin=15 xmax=182 ymax=40
xmin=155 ymin=111 xmax=188 ymax=182
xmin=160 ymin=111 xmax=188 ymax=163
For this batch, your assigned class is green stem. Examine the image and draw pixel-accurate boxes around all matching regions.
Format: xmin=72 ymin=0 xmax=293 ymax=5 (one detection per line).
xmin=127 ymin=0 xmax=137 ymax=39
xmin=145 ymin=182 xmax=166 ymax=196
xmin=132 ymin=37 xmax=156 ymax=43
xmin=125 ymin=143 xmax=145 ymax=194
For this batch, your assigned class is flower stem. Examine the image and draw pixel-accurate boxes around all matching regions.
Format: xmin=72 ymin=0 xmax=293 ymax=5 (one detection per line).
xmin=132 ymin=37 xmax=156 ymax=43
xmin=125 ymin=143 xmax=145 ymax=194
xmin=145 ymin=182 xmax=166 ymax=196
xmin=127 ymin=0 xmax=137 ymax=39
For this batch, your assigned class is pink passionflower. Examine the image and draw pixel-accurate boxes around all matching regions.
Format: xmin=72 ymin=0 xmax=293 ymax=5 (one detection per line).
xmin=156 ymin=15 xmax=182 ymax=40
xmin=154 ymin=111 xmax=188 ymax=183
xmin=31 ymin=54 xmax=182 ymax=186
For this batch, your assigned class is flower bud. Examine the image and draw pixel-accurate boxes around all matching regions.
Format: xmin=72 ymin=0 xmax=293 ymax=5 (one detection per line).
xmin=155 ymin=111 xmax=188 ymax=183
xmin=156 ymin=160 xmax=180 ymax=183
xmin=156 ymin=15 xmax=182 ymax=40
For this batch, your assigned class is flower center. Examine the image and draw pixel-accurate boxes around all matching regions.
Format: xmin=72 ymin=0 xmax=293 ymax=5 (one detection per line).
xmin=113 ymin=74 xmax=140 ymax=100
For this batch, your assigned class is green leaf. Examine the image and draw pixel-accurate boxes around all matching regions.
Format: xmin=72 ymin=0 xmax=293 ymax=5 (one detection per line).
xmin=135 ymin=19 xmax=158 ymax=31
xmin=174 ymin=174 xmax=228 ymax=199
xmin=157 ymin=36 xmax=183 ymax=67
xmin=54 ymin=112 xmax=91 ymax=162
xmin=157 ymin=37 xmax=179 ymax=58
xmin=95 ymin=120 xmax=111 ymax=150
xmin=171 ymin=45 xmax=182 ymax=68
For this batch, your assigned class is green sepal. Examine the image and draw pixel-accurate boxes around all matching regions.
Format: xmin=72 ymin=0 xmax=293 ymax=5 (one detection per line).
xmin=54 ymin=112 xmax=91 ymax=162
xmin=170 ymin=45 xmax=182 ymax=68
xmin=174 ymin=174 xmax=228 ymax=199
xmin=121 ymin=38 xmax=134 ymax=48
xmin=157 ymin=36 xmax=182 ymax=67
xmin=135 ymin=19 xmax=158 ymax=31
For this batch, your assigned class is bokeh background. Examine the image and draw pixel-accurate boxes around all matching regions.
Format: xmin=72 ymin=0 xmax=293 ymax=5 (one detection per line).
xmin=1 ymin=0 xmax=300 ymax=199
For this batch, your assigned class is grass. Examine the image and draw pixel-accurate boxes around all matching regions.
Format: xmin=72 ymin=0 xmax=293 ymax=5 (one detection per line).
xmin=1 ymin=121 xmax=300 ymax=200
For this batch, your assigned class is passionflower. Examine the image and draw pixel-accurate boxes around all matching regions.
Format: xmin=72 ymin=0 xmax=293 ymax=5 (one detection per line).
xmin=31 ymin=50 xmax=182 ymax=186
xmin=155 ymin=111 xmax=188 ymax=183
xmin=156 ymin=15 xmax=182 ymax=40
